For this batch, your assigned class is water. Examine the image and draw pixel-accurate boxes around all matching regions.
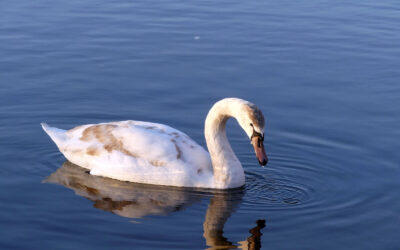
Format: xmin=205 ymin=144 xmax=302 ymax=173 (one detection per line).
xmin=1 ymin=1 xmax=399 ymax=249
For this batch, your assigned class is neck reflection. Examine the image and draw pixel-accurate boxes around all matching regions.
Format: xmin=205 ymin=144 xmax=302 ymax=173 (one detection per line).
xmin=44 ymin=161 xmax=266 ymax=249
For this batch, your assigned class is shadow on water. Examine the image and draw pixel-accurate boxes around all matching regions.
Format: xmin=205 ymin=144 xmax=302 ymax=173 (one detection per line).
xmin=44 ymin=161 xmax=266 ymax=249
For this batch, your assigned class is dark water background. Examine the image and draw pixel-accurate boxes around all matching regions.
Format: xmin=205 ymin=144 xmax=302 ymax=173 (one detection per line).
xmin=1 ymin=1 xmax=400 ymax=249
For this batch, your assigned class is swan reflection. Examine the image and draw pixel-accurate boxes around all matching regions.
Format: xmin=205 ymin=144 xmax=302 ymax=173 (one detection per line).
xmin=44 ymin=161 xmax=266 ymax=249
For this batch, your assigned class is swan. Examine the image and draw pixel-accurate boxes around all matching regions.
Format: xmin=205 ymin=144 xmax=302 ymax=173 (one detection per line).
xmin=41 ymin=98 xmax=268 ymax=189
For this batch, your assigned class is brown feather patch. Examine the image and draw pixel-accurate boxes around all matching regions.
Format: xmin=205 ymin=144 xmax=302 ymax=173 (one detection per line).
xmin=149 ymin=160 xmax=166 ymax=167
xmin=86 ymin=147 xmax=100 ymax=156
xmin=170 ymin=139 xmax=182 ymax=159
xmin=80 ymin=124 xmax=137 ymax=157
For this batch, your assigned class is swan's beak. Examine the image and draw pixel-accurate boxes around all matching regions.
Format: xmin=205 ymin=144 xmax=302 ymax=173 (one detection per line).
xmin=251 ymin=136 xmax=268 ymax=166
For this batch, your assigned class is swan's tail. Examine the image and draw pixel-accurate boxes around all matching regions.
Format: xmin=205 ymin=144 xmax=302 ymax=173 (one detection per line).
xmin=41 ymin=123 xmax=67 ymax=150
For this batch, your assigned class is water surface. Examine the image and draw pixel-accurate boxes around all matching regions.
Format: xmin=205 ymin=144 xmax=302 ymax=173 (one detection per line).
xmin=1 ymin=0 xmax=399 ymax=249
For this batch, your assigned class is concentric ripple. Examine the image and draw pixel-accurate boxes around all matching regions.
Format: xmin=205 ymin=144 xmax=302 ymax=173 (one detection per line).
xmin=245 ymin=171 xmax=311 ymax=207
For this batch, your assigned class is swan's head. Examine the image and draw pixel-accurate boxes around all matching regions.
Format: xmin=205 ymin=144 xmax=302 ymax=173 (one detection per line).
xmin=237 ymin=103 xmax=268 ymax=166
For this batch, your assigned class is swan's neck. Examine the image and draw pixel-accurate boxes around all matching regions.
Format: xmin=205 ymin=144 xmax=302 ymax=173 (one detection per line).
xmin=205 ymin=99 xmax=246 ymax=189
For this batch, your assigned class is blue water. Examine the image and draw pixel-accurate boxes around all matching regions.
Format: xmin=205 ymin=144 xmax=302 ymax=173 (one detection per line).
xmin=1 ymin=1 xmax=400 ymax=249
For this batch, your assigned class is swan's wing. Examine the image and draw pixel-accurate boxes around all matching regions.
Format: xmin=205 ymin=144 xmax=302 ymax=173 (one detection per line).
xmin=46 ymin=120 xmax=212 ymax=187
xmin=110 ymin=121 xmax=212 ymax=170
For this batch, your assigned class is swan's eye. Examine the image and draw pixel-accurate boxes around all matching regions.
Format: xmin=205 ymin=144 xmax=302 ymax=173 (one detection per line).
xmin=250 ymin=123 xmax=253 ymax=127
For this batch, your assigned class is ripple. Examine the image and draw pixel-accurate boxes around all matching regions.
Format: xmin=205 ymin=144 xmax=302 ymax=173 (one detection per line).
xmin=244 ymin=171 xmax=311 ymax=208
xmin=27 ymin=144 xmax=64 ymax=176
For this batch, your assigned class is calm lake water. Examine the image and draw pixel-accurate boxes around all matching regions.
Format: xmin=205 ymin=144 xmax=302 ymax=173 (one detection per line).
xmin=1 ymin=0 xmax=400 ymax=249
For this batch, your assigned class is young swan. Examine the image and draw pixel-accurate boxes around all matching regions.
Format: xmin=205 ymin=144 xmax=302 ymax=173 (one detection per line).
xmin=42 ymin=98 xmax=268 ymax=189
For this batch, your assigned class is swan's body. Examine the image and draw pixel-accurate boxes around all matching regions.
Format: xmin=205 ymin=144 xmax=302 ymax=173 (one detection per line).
xmin=42 ymin=98 xmax=267 ymax=189
xmin=42 ymin=120 xmax=215 ymax=188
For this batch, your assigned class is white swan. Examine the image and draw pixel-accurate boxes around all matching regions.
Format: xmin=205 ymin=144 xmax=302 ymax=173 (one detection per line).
xmin=42 ymin=98 xmax=268 ymax=189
